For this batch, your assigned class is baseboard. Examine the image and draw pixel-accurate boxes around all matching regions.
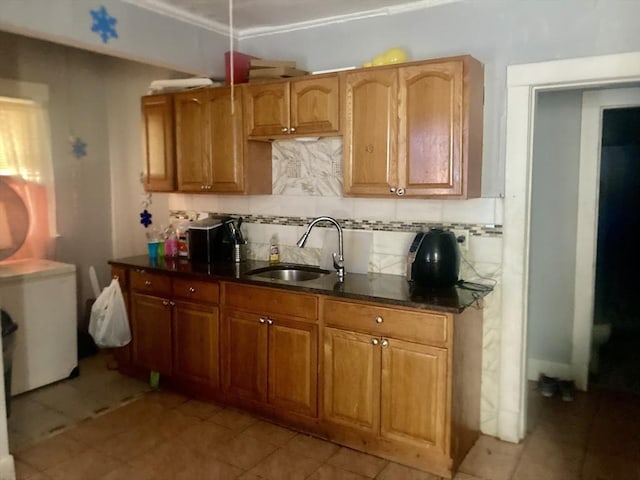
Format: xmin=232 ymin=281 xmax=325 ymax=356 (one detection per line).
xmin=0 ymin=454 xmax=15 ymax=480
xmin=527 ymin=358 xmax=572 ymax=382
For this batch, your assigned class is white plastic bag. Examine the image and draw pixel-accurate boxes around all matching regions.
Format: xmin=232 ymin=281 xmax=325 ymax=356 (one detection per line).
xmin=89 ymin=278 xmax=131 ymax=348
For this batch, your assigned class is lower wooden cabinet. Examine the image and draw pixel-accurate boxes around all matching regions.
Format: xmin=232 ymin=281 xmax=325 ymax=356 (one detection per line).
xmin=131 ymin=292 xmax=173 ymax=375
xmin=110 ymin=265 xmax=482 ymax=479
xmin=172 ymin=300 xmax=219 ymax=389
xmin=221 ymin=306 xmax=318 ymax=418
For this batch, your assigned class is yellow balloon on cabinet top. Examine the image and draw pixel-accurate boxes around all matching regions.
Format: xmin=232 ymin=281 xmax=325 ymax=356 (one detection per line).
xmin=372 ymin=55 xmax=385 ymax=66
xmin=383 ymin=47 xmax=408 ymax=64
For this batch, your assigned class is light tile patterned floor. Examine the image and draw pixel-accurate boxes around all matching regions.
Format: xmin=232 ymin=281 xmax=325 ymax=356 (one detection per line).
xmin=8 ymin=353 xmax=640 ymax=479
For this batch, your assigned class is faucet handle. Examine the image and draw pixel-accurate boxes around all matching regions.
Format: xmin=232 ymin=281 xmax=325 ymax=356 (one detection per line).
xmin=332 ymin=252 xmax=346 ymax=280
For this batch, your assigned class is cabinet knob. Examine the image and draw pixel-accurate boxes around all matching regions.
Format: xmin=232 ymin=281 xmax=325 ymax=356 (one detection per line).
xmin=162 ymin=300 xmax=169 ymax=306
xmin=396 ymin=188 xmax=405 ymax=196
xmin=371 ymin=338 xmax=379 ymax=346
xmin=375 ymin=316 xmax=383 ymax=324
xmin=389 ymin=187 xmax=396 ymax=193
xmin=144 ymin=280 xmax=151 ymax=287
xmin=259 ymin=318 xmax=266 ymax=324
xmin=188 ymin=287 xmax=195 ymax=293
xmin=200 ymin=185 xmax=206 ymax=190
xmin=207 ymin=185 xmax=212 ymax=190
xmin=381 ymin=338 xmax=389 ymax=348
xmin=281 ymin=127 xmax=289 ymax=133
xmin=267 ymin=318 xmax=274 ymax=325
xmin=290 ymin=127 xmax=296 ymax=133
xmin=365 ymin=144 xmax=374 ymax=153
xmin=112 ymin=275 xmax=119 ymax=280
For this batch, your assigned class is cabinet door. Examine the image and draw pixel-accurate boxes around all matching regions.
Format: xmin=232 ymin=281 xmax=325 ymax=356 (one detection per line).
xmin=244 ymin=82 xmax=289 ymax=137
xmin=141 ymin=94 xmax=175 ymax=192
xmin=343 ymin=69 xmax=398 ymax=196
xmin=323 ymin=327 xmax=380 ymax=434
xmin=222 ymin=309 xmax=268 ymax=402
xmin=130 ymin=293 xmax=172 ymax=375
xmin=380 ymin=338 xmax=448 ymax=451
xmin=175 ymin=89 xmax=210 ymax=192
xmin=208 ymin=87 xmax=245 ymax=193
xmin=267 ymin=317 xmax=318 ymax=417
xmin=172 ymin=300 xmax=219 ymax=389
xmin=290 ymin=75 xmax=340 ymax=135
xmin=398 ymin=61 xmax=464 ymax=196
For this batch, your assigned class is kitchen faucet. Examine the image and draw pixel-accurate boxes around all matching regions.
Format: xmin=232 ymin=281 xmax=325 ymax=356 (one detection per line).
xmin=296 ymin=216 xmax=345 ymax=281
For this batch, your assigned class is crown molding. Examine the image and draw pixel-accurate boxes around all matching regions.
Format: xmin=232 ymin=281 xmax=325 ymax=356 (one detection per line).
xmin=122 ymin=0 xmax=461 ymax=40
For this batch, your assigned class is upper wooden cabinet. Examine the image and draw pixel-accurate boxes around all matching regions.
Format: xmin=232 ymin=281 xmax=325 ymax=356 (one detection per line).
xmin=343 ymin=56 xmax=483 ymax=198
xmin=141 ymin=94 xmax=176 ymax=192
xmin=174 ymin=87 xmax=271 ymax=194
xmin=244 ymin=74 xmax=341 ymax=139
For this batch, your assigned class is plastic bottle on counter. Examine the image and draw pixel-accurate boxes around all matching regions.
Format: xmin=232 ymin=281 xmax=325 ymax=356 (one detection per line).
xmin=164 ymin=225 xmax=179 ymax=257
xmin=269 ymin=234 xmax=280 ymax=264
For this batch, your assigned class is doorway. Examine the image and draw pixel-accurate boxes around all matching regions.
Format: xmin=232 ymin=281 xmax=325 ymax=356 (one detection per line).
xmin=590 ymin=106 xmax=640 ymax=393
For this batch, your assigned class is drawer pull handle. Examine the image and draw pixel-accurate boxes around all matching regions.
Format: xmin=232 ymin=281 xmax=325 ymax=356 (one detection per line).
xmin=189 ymin=287 xmax=196 ymax=293
xmin=381 ymin=338 xmax=389 ymax=348
xmin=259 ymin=318 xmax=266 ymax=324
xmin=267 ymin=318 xmax=273 ymax=325
xmin=375 ymin=316 xmax=383 ymax=324
xmin=371 ymin=338 xmax=379 ymax=346
xmin=145 ymin=280 xmax=151 ymax=287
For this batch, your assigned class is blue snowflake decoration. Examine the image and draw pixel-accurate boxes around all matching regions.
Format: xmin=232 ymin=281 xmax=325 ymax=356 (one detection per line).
xmin=140 ymin=209 xmax=152 ymax=228
xmin=71 ymin=138 xmax=87 ymax=159
xmin=90 ymin=6 xmax=118 ymax=44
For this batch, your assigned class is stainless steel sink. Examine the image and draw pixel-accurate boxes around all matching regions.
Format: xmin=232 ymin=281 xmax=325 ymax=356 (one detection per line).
xmin=244 ymin=264 xmax=331 ymax=282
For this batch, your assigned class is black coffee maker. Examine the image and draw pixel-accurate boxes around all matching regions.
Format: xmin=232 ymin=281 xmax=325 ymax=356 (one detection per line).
xmin=406 ymin=229 xmax=460 ymax=288
xmin=188 ymin=216 xmax=236 ymax=263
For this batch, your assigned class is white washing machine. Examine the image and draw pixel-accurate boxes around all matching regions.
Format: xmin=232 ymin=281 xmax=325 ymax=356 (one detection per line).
xmin=0 ymin=259 xmax=77 ymax=395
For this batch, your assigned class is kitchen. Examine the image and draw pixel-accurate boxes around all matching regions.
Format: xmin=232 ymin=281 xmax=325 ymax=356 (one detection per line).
xmin=0 ymin=0 xmax=639 ymax=478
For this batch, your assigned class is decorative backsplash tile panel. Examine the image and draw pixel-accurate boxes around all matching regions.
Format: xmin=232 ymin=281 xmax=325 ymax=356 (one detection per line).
xmin=272 ymin=138 xmax=343 ymax=196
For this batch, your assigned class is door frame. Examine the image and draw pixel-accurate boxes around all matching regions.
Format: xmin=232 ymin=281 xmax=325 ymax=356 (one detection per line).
xmin=501 ymin=52 xmax=640 ymax=442
xmin=572 ymin=88 xmax=640 ymax=391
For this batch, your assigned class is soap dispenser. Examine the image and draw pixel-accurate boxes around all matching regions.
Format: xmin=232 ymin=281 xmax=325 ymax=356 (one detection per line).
xmin=269 ymin=234 xmax=280 ymax=264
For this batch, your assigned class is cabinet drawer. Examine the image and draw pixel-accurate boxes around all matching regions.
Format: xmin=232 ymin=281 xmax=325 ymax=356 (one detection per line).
xmin=130 ymin=270 xmax=171 ymax=296
xmin=224 ymin=283 xmax=318 ymax=320
xmin=323 ymin=298 xmax=449 ymax=346
xmin=110 ymin=265 xmax=128 ymax=291
xmin=173 ymin=277 xmax=219 ymax=304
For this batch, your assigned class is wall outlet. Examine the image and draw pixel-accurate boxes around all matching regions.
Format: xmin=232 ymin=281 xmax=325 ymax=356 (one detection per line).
xmin=451 ymin=228 xmax=470 ymax=252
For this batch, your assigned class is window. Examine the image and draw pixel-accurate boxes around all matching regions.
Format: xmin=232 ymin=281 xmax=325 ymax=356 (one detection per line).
xmin=0 ymin=89 xmax=56 ymax=237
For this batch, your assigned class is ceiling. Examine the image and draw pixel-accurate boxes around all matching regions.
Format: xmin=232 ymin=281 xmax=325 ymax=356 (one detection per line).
xmin=127 ymin=0 xmax=459 ymax=38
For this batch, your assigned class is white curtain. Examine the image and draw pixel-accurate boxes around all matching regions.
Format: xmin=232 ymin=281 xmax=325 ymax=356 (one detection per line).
xmin=0 ymin=96 xmax=57 ymax=236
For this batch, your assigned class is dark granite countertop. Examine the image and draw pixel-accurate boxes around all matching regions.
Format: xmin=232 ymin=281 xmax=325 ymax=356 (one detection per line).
xmin=109 ymin=255 xmax=491 ymax=314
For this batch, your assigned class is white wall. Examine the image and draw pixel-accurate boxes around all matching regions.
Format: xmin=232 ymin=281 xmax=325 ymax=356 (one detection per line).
xmin=0 ymin=0 xmax=229 ymax=76
xmin=238 ymin=0 xmax=640 ymax=197
xmin=527 ymin=90 xmax=583 ymax=379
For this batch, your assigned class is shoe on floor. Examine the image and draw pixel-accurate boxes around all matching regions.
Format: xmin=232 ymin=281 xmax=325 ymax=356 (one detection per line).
xmin=559 ymin=380 xmax=575 ymax=402
xmin=538 ymin=374 xmax=558 ymax=397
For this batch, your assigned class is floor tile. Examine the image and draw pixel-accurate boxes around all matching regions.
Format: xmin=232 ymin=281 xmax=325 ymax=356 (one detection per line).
xmin=209 ymin=430 xmax=280 ymax=470
xmin=14 ymin=459 xmax=40 ymax=480
xmin=512 ymin=434 xmax=584 ymax=480
xmin=581 ymin=451 xmax=640 ymax=480
xmin=16 ymin=432 xmax=86 ymax=471
xmin=173 ymin=421 xmax=237 ymax=455
xmin=457 ymin=435 xmax=523 ymax=480
xmin=453 ymin=473 xmax=485 ymax=480
xmin=377 ymin=462 xmax=441 ymax=480
xmin=174 ymin=398 xmax=222 ymax=420
xmin=326 ymin=447 xmax=388 ymax=478
xmin=172 ymin=456 xmax=244 ymax=480
xmin=243 ymin=419 xmax=297 ymax=446
xmin=43 ymin=447 xmax=122 ymax=480
xmin=248 ymin=448 xmax=322 ymax=480
xmin=208 ymin=408 xmax=259 ymax=431
xmin=284 ymin=433 xmax=340 ymax=462
xmin=307 ymin=464 xmax=369 ymax=480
